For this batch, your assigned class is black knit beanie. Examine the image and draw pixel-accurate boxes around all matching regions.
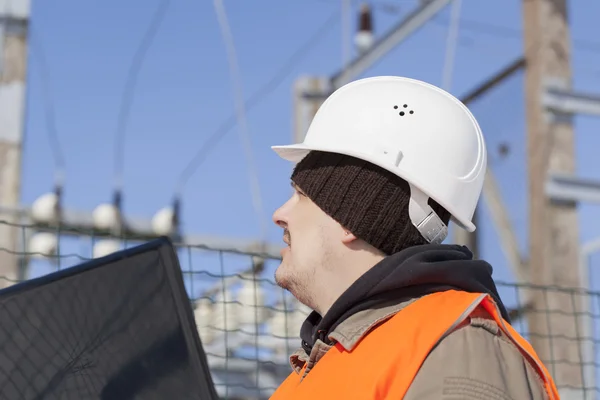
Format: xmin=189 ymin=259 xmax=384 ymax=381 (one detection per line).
xmin=291 ymin=150 xmax=451 ymax=255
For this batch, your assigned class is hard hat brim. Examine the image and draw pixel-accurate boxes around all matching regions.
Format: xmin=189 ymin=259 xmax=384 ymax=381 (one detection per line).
xmin=271 ymin=143 xmax=477 ymax=233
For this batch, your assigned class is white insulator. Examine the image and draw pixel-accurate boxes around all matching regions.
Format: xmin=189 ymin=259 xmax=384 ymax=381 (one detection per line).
xmin=151 ymin=206 xmax=175 ymax=236
xmin=237 ymin=279 xmax=268 ymax=326
xmin=194 ymin=298 xmax=214 ymax=343
xmin=28 ymin=232 xmax=58 ymax=259
xmin=92 ymin=203 xmax=120 ymax=231
xmin=212 ymin=289 xmax=240 ymax=332
xmin=31 ymin=192 xmax=59 ymax=223
xmin=354 ymin=30 xmax=374 ymax=54
xmin=92 ymin=240 xmax=121 ymax=258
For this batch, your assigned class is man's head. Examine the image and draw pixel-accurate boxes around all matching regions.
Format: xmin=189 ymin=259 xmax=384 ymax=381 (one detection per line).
xmin=271 ymin=76 xmax=487 ymax=313
xmin=272 ymin=151 xmax=450 ymax=314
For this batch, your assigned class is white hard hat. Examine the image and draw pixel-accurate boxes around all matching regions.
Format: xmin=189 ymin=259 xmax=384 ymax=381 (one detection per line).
xmin=272 ymin=76 xmax=487 ymax=244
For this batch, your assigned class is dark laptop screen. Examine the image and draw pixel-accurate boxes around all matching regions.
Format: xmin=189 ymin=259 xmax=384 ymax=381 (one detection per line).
xmin=0 ymin=237 xmax=218 ymax=400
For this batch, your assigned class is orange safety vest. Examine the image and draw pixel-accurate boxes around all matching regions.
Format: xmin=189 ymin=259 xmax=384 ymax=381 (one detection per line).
xmin=270 ymin=290 xmax=559 ymax=400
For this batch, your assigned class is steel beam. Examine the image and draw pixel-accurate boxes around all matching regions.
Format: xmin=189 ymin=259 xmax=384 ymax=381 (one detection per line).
xmin=545 ymin=173 xmax=600 ymax=204
xmin=461 ymin=57 xmax=526 ymax=104
xmin=544 ymin=86 xmax=600 ymax=117
xmin=0 ymin=204 xmax=283 ymax=259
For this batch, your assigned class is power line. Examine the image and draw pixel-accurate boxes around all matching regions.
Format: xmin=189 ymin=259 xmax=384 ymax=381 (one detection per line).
xmin=174 ymin=3 xmax=599 ymax=195
xmin=440 ymin=0 xmax=481 ymax=258
xmin=113 ymin=0 xmax=172 ymax=192
xmin=28 ymin=29 xmax=66 ymax=187
xmin=432 ymin=15 xmax=600 ymax=55
xmin=318 ymin=1 xmax=600 ymax=55
xmin=441 ymin=0 xmax=462 ymax=91
xmin=212 ymin=0 xmax=268 ymax=242
xmin=174 ymin=9 xmax=340 ymax=195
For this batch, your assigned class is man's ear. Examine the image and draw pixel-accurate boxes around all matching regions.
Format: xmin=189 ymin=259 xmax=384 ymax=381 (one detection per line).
xmin=341 ymin=230 xmax=358 ymax=244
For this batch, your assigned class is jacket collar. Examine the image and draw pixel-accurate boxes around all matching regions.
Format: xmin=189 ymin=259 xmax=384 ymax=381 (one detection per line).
xmin=290 ymin=298 xmax=416 ymax=374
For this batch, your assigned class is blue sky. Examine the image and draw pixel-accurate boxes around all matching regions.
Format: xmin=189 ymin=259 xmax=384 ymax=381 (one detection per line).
xmin=19 ymin=1 xmax=600 ymax=306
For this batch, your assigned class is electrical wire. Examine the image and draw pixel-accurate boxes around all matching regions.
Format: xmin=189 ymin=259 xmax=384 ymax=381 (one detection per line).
xmin=113 ymin=0 xmax=172 ymax=192
xmin=441 ymin=0 xmax=462 ymax=91
xmin=28 ymin=25 xmax=66 ymax=188
xmin=342 ymin=0 xmax=352 ymax=69
xmin=440 ymin=0 xmax=467 ymax=246
xmin=174 ymin=9 xmax=339 ymax=195
xmin=211 ymin=0 xmax=268 ymax=242
xmin=433 ymin=15 xmax=600 ymax=56
xmin=325 ymin=0 xmax=600 ymax=56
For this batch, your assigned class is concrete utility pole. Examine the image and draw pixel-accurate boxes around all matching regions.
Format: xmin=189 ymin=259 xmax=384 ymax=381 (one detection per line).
xmin=0 ymin=0 xmax=29 ymax=289
xmin=522 ymin=0 xmax=585 ymax=397
xmin=292 ymin=77 xmax=328 ymax=144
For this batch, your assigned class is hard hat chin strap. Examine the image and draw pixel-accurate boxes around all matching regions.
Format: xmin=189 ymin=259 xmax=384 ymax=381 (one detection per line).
xmin=408 ymin=184 xmax=448 ymax=245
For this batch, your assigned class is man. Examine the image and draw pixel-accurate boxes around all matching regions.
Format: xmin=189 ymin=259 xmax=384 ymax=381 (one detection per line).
xmin=269 ymin=76 xmax=559 ymax=399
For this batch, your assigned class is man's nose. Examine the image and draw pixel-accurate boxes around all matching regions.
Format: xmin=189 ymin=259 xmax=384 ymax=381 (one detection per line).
xmin=272 ymin=206 xmax=286 ymax=229
xmin=272 ymin=198 xmax=291 ymax=228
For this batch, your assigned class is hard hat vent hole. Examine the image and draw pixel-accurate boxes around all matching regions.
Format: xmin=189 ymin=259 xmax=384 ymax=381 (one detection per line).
xmin=394 ymin=104 xmax=414 ymax=116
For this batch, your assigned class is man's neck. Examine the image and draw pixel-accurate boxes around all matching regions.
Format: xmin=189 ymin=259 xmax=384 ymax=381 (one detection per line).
xmin=314 ymin=251 xmax=386 ymax=316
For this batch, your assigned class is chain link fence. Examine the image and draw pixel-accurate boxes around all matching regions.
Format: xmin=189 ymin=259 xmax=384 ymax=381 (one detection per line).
xmin=0 ymin=220 xmax=598 ymax=399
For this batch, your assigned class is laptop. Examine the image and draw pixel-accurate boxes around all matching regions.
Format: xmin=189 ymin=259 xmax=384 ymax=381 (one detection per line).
xmin=0 ymin=237 xmax=219 ymax=400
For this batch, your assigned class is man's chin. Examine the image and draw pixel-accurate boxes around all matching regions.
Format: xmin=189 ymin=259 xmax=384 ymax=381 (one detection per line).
xmin=274 ymin=263 xmax=293 ymax=291
xmin=274 ymin=268 xmax=288 ymax=290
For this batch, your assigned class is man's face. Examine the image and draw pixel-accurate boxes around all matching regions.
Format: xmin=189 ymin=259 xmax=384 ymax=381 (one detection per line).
xmin=272 ymin=182 xmax=340 ymax=309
